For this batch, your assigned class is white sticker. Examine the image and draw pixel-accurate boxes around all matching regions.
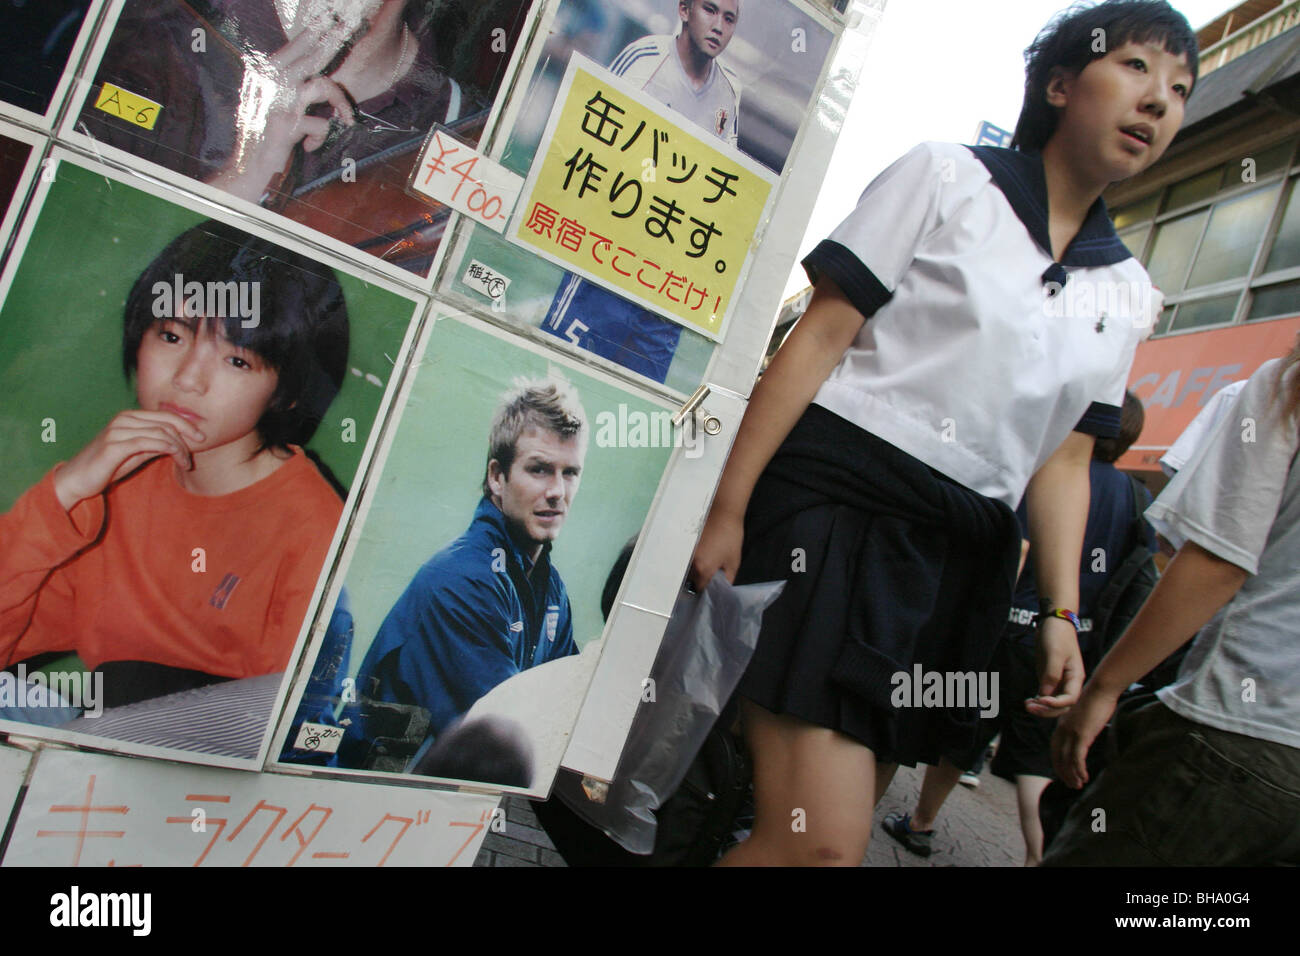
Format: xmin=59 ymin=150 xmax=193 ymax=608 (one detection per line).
xmin=292 ymin=721 xmax=345 ymax=755
xmin=461 ymin=259 xmax=511 ymax=301
xmin=410 ymin=129 xmax=523 ymax=233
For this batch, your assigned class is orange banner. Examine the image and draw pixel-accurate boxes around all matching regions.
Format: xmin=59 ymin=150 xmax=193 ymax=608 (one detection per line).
xmin=1120 ymin=316 xmax=1300 ymax=473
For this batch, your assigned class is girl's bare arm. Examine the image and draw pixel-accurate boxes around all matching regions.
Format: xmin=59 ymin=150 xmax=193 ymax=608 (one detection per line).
xmin=689 ymin=278 xmax=865 ymax=589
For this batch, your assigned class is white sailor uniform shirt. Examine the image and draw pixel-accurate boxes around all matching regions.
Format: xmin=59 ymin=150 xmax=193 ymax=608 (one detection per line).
xmin=802 ymin=141 xmax=1162 ymax=509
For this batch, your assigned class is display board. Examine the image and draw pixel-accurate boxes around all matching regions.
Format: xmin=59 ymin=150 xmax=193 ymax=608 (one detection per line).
xmin=0 ymin=742 xmax=32 ymax=828
xmin=0 ymin=0 xmax=877 ymax=866
xmin=268 ymin=309 xmax=673 ymax=796
xmin=436 ymin=0 xmax=843 ymax=392
xmin=0 ymin=149 xmax=423 ymax=769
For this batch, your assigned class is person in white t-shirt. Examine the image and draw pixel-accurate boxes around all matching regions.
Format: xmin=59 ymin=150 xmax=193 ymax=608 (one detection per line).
xmin=687 ymin=0 xmax=1198 ymax=867
xmin=1158 ymin=377 xmax=1246 ymax=476
xmin=609 ymin=0 xmax=741 ymax=146
xmin=1045 ymin=345 xmax=1300 ymax=865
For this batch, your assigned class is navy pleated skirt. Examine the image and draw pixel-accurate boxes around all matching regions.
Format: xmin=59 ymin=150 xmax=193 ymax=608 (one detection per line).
xmin=733 ymin=404 xmax=1021 ymax=767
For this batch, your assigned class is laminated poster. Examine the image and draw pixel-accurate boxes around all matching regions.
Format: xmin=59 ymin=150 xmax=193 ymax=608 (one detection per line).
xmin=453 ymin=0 xmax=837 ymax=380
xmin=271 ymin=309 xmax=679 ymax=798
xmin=0 ymin=150 xmax=423 ymax=770
xmin=67 ymin=0 xmax=534 ymax=278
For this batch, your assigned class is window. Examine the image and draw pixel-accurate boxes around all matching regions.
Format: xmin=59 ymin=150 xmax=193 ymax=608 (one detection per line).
xmin=1248 ymin=280 xmax=1300 ymax=320
xmin=1145 ymin=211 xmax=1207 ymax=293
xmin=1263 ymin=178 xmax=1300 ymax=272
xmin=1110 ymin=138 xmax=1300 ymax=337
xmin=1168 ymin=293 xmax=1240 ymax=333
xmin=1112 ymin=193 xmax=1161 ymax=229
xmin=1165 ymin=166 xmax=1223 ymax=210
xmin=1184 ymin=184 xmax=1280 ymax=288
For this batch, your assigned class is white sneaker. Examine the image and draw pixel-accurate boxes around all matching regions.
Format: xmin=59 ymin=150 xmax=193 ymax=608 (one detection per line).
xmin=958 ymin=771 xmax=980 ymax=788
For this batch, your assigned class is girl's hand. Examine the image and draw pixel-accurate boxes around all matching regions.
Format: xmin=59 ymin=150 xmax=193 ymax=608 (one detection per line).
xmin=1027 ymin=615 xmax=1085 ymax=716
xmin=689 ymin=506 xmax=744 ymax=592
xmin=210 ymin=20 xmax=358 ymax=202
xmin=1051 ymin=684 xmax=1122 ymax=789
xmin=52 ymin=410 xmax=206 ymax=511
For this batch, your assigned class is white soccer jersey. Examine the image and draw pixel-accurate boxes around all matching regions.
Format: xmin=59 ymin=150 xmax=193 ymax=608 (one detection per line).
xmin=609 ymin=34 xmax=740 ymax=146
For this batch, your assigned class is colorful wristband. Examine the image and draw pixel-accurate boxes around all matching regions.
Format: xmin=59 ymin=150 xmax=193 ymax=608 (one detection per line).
xmin=1039 ymin=607 xmax=1081 ymax=632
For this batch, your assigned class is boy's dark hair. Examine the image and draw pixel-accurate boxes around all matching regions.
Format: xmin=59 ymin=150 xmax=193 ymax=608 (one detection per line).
xmin=123 ymin=220 xmax=349 ymax=451
xmin=1013 ymin=0 xmax=1198 ymax=152
xmin=1094 ymin=390 xmax=1145 ymax=462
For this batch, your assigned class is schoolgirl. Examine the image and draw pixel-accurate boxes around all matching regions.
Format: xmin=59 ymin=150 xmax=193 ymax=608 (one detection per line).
xmin=688 ymin=0 xmax=1198 ymax=865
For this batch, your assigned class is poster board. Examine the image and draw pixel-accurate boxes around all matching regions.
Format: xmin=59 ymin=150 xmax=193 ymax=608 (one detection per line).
xmin=60 ymin=0 xmax=538 ymax=282
xmin=268 ymin=308 xmax=676 ymax=797
xmin=0 ymin=148 xmax=424 ymax=770
xmin=434 ymin=0 xmax=841 ymax=389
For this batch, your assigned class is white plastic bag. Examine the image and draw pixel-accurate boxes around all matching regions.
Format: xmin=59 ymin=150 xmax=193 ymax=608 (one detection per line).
xmin=554 ymin=572 xmax=783 ymax=853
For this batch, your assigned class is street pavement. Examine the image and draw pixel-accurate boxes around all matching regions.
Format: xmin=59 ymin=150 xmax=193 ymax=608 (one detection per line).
xmin=475 ymin=761 xmax=1025 ymax=867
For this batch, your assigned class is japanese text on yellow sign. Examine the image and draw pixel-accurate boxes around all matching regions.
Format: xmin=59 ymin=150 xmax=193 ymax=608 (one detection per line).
xmin=512 ymin=61 xmax=774 ymax=340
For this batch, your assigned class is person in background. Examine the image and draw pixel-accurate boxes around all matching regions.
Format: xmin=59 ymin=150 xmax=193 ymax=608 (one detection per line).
xmin=1045 ymin=343 xmax=1300 ymax=865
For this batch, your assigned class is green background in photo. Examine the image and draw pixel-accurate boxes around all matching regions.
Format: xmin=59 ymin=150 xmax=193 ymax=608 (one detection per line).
xmin=340 ymin=314 xmax=672 ymax=665
xmin=0 ymin=161 xmax=419 ymax=512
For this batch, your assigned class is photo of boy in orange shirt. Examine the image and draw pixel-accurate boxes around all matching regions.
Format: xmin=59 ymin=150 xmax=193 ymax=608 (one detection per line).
xmin=0 ymin=219 xmax=349 ymax=725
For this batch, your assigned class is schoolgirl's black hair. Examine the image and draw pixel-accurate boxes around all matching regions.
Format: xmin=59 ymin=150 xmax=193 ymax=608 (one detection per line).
xmin=122 ymin=220 xmax=349 ymax=452
xmin=1012 ymin=0 xmax=1199 ymax=152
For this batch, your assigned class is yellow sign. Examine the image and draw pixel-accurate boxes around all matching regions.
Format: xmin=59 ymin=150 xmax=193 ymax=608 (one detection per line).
xmin=93 ymin=82 xmax=162 ymax=131
xmin=512 ymin=58 xmax=775 ymax=340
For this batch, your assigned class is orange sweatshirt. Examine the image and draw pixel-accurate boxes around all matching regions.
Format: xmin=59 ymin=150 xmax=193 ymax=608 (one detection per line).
xmin=0 ymin=450 xmax=343 ymax=677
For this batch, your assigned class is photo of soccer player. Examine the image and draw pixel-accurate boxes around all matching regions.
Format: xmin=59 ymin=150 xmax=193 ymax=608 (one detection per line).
xmin=610 ymin=1 xmax=744 ymax=148
xmin=0 ymin=152 xmax=421 ymax=767
xmin=272 ymin=312 xmax=674 ymax=794
xmin=502 ymin=0 xmax=836 ymax=176
xmin=66 ymin=0 xmax=530 ymax=278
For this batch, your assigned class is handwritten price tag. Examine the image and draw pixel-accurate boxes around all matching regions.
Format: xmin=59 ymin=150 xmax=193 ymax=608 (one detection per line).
xmin=93 ymin=82 xmax=163 ymax=130
xmin=409 ymin=128 xmax=523 ymax=234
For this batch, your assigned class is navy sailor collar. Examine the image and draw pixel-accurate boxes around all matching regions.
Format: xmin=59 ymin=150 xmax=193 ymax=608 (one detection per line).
xmin=966 ymin=145 xmax=1132 ymax=271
